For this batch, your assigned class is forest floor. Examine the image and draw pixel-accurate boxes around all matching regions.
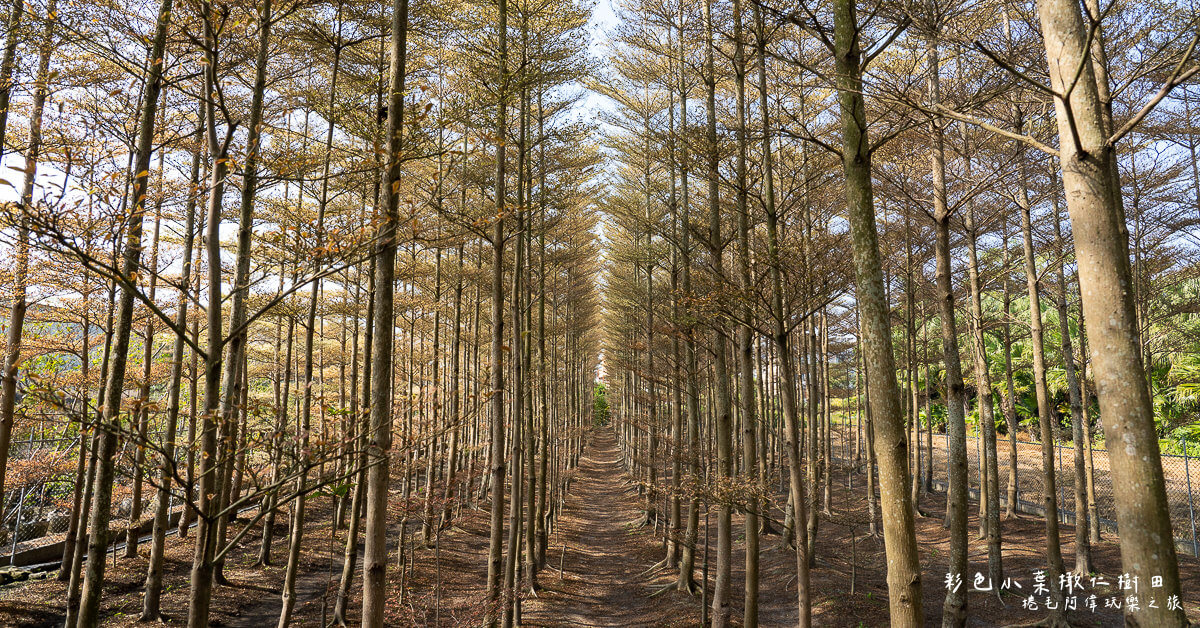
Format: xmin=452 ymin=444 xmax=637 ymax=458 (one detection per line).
xmin=0 ymin=502 xmax=346 ymax=627
xmin=0 ymin=427 xmax=1198 ymax=626
xmin=311 ymin=428 xmax=1200 ymax=627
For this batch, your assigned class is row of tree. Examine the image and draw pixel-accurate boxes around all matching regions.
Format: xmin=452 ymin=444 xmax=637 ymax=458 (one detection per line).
xmin=598 ymin=0 xmax=1197 ymax=625
xmin=0 ymin=0 xmax=605 ymax=625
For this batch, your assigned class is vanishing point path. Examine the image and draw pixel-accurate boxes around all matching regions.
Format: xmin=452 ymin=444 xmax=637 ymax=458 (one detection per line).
xmin=522 ymin=429 xmax=700 ymax=627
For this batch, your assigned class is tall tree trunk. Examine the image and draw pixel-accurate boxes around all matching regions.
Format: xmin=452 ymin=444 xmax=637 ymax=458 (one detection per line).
xmin=362 ymin=0 xmax=408 ymax=623
xmin=1035 ymin=1 xmax=1185 ymax=621
xmin=142 ymin=118 xmax=198 ymax=614
xmin=484 ymin=0 xmax=509 ymax=623
xmin=279 ymin=8 xmax=341 ymax=619
xmin=59 ymin=297 xmax=91 ymax=583
xmin=0 ymin=0 xmax=22 ymax=156
xmin=832 ymin=1 xmax=923 ymax=623
xmin=442 ymin=243 xmax=465 ymax=529
xmin=702 ymin=1 xmax=733 ymax=623
xmin=1051 ymin=180 xmax=1092 ymax=575
xmin=75 ymin=0 xmax=167 ymax=619
xmin=63 ymin=284 xmax=112 ymax=628
xmin=731 ymin=0 xmax=758 ymax=621
xmin=905 ymin=214 xmax=920 ymax=511
xmin=501 ymin=19 xmax=530 ymax=627
xmin=1078 ymin=319 xmax=1101 ymax=543
xmin=206 ymin=0 xmax=272 ymax=588
xmin=185 ymin=5 xmax=235 ymax=620
xmin=926 ymin=41 xmax=964 ymax=624
xmin=333 ymin=253 xmax=374 ymax=626
xmin=126 ymin=193 xmax=162 ymax=560
xmin=676 ymin=5 xmax=701 ymax=593
xmin=0 ymin=0 xmax=54 ymax=518
xmin=1015 ymin=108 xmax=1067 ymax=618
xmin=1000 ymin=216 xmax=1019 ymax=519
xmin=534 ymin=96 xmax=551 ymax=571
xmin=960 ymin=136 xmax=1002 ymax=587
xmin=666 ymin=68 xmax=682 ymax=567
xmin=641 ymin=96 xmax=658 ymax=530
xmin=260 ymin=306 xmax=294 ymax=564
xmin=179 ymin=190 xmax=206 ymax=540
xmin=755 ymin=12 xmax=809 ymax=622
xmin=518 ymin=42 xmax=539 ymax=598
xmin=927 ymin=37 xmax=968 ymax=628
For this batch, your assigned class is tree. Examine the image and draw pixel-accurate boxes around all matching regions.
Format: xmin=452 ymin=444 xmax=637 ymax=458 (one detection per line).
xmin=1033 ymin=0 xmax=1193 ymax=622
xmin=362 ymin=0 xmax=409 ymax=623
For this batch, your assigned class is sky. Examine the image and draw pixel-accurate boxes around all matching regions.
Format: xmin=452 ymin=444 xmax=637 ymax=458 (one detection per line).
xmin=585 ymin=0 xmax=619 ymax=383
xmin=0 ymin=0 xmax=626 ymax=379
xmin=1 ymin=0 xmax=626 ymax=201
xmin=583 ymin=0 xmax=620 ymax=121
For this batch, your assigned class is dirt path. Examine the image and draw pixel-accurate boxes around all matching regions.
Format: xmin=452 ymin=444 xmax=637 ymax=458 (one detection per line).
xmin=521 ymin=430 xmax=699 ymax=627
xmin=214 ymin=563 xmax=334 ymax=628
xmin=4 ymin=424 xmax=1199 ymax=626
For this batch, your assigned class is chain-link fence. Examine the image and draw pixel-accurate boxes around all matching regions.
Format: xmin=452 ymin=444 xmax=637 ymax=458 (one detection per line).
xmin=831 ymin=425 xmax=1200 ymax=559
xmin=1 ymin=426 xmax=85 ymax=564
xmin=926 ymin=432 xmax=1198 ymax=558
xmin=0 ymin=404 xmax=341 ymax=567
xmin=0 ymin=413 xmax=176 ymax=566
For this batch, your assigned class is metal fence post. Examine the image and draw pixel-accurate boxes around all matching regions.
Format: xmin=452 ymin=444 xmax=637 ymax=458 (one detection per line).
xmin=945 ymin=428 xmax=950 ymax=491
xmin=8 ymin=485 xmax=25 ymax=565
xmin=1183 ymin=436 xmax=1198 ymax=558
xmin=1057 ymin=439 xmax=1065 ymax=524
xmin=976 ymin=433 xmax=982 ymax=501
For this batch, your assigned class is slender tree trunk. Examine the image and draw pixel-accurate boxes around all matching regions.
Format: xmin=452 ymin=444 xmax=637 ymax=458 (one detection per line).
xmin=59 ymin=301 xmax=90 ymax=583
xmin=1079 ymin=327 xmax=1101 ymax=543
xmin=484 ymin=0 xmax=509 ymax=622
xmin=960 ymin=141 xmax=1003 ymax=588
xmin=362 ymin=0 xmax=408 ymax=623
xmin=185 ymin=6 xmax=235 ymax=620
xmin=926 ymin=38 xmax=968 ymax=628
xmin=207 ymin=0 xmax=272 ymax=588
xmin=75 ymin=0 xmax=167 ymax=619
xmin=442 ymin=243 xmax=465 ymax=529
xmin=1051 ymin=181 xmax=1092 ymax=575
xmin=756 ymin=7 xmax=809 ymax=623
xmin=831 ymin=1 xmax=923 ymax=623
xmin=64 ymin=282 xmax=113 ymax=628
xmin=905 ymin=215 xmax=920 ymax=512
xmin=261 ymin=309 xmax=294 ymax=564
xmin=676 ymin=7 xmax=700 ymax=595
xmin=702 ymin=1 xmax=733 ymax=623
xmin=535 ymin=100 xmax=551 ymax=571
xmin=0 ymin=0 xmax=53 ymax=517
xmin=179 ymin=195 xmax=205 ymax=540
xmin=142 ymin=109 xmax=199 ymax=617
xmin=667 ymin=72 xmax=682 ymax=566
xmin=142 ymin=91 xmax=204 ymax=610
xmin=126 ymin=194 xmax=162 ymax=559
xmin=333 ymin=254 xmax=374 ymax=626
xmin=773 ymin=264 xmax=812 ymax=622
xmin=1014 ymin=108 xmax=1067 ymax=618
xmin=731 ymin=1 xmax=757 ymax=621
xmin=0 ymin=0 xmax=23 ymax=156
xmin=279 ymin=11 xmax=341 ymax=620
xmin=676 ymin=8 xmax=701 ymax=592
xmin=1000 ymin=216 xmax=1019 ymax=519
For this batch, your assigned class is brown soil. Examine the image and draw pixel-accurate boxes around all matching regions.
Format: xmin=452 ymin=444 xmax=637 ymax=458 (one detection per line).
xmin=0 ymin=505 xmax=344 ymax=627
xmin=1 ymin=427 xmax=1198 ymax=627
xmin=350 ymin=428 xmax=1200 ymax=627
xmin=519 ymin=429 xmax=700 ymax=627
